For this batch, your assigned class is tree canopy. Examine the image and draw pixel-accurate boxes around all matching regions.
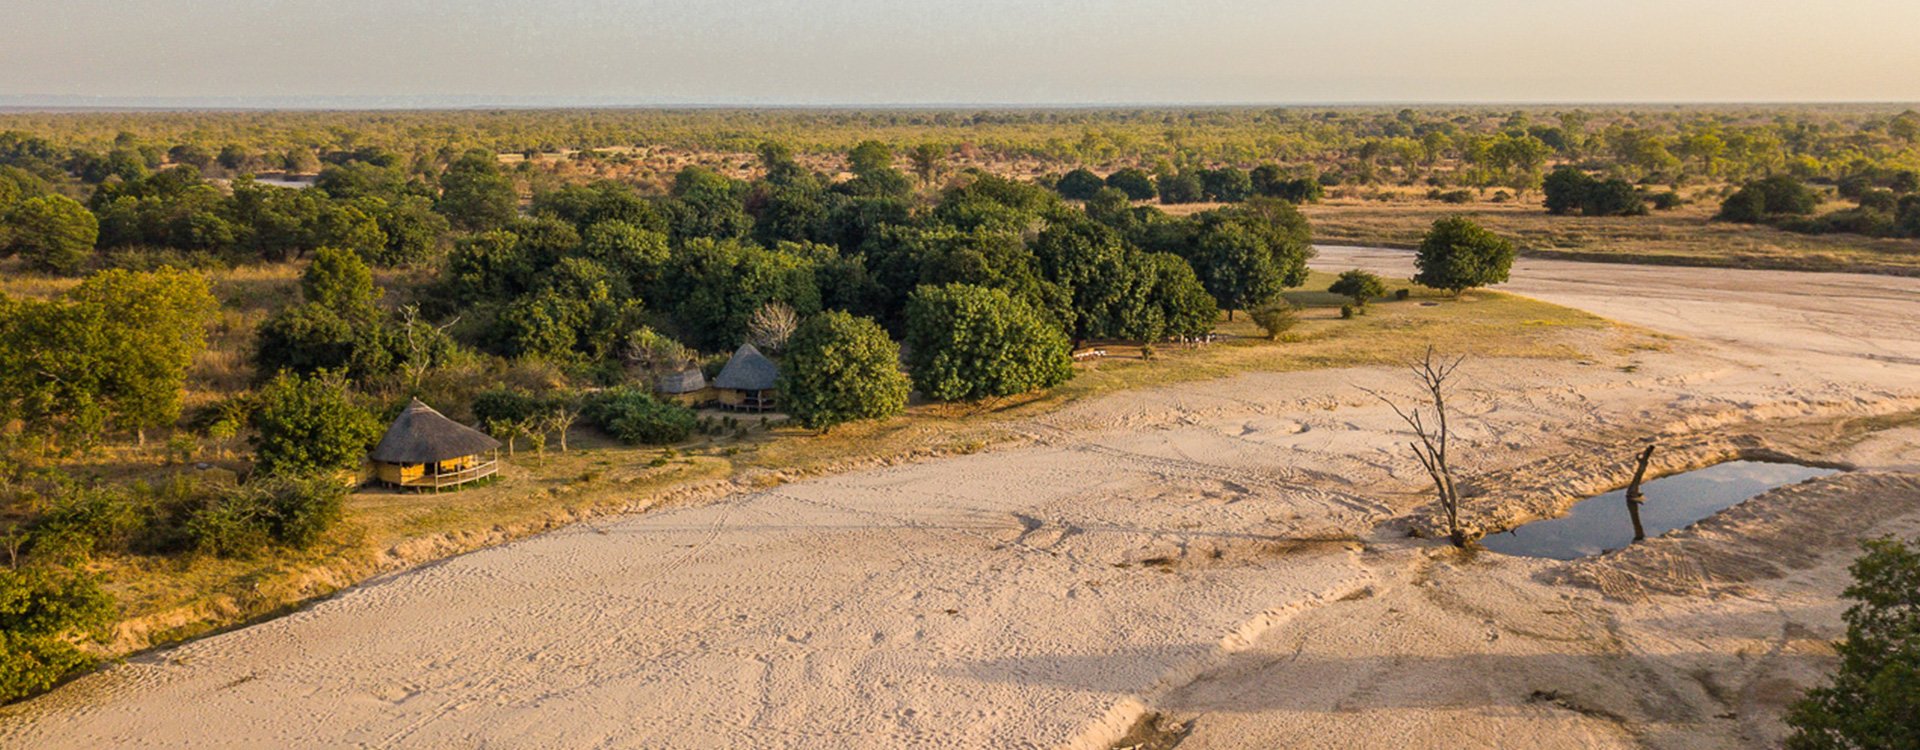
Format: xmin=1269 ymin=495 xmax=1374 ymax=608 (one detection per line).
xmin=778 ymin=311 xmax=909 ymax=430
xmin=1414 ymin=217 xmax=1515 ymax=294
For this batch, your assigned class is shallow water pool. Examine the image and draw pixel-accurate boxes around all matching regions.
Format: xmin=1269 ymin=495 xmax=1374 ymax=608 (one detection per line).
xmin=1481 ymin=460 xmax=1839 ymax=560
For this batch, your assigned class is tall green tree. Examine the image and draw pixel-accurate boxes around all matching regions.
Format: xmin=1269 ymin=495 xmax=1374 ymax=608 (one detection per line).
xmin=1414 ymin=217 xmax=1516 ymax=294
xmin=3 ymin=195 xmax=98 ymax=274
xmin=779 ymin=311 xmax=910 ymax=430
xmin=436 ymin=150 xmax=517 ymax=231
xmin=248 ymin=371 xmax=382 ymax=476
xmin=904 ymin=284 xmax=1073 ymax=402
xmin=0 ymin=269 xmax=217 ymax=446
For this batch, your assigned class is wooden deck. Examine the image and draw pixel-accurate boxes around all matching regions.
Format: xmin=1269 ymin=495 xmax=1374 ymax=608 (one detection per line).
xmin=396 ymin=459 xmax=499 ymax=491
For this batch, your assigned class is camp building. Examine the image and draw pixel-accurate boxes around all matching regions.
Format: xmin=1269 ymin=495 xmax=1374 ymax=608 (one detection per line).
xmin=370 ymin=399 xmax=502 ymax=491
xmin=713 ymin=343 xmax=779 ymax=412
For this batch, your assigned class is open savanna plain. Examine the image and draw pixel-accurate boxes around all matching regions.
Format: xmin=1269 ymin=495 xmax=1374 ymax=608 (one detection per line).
xmin=5 ymin=248 xmax=1918 ymax=749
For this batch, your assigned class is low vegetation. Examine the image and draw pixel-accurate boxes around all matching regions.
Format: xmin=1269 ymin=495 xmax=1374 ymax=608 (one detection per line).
xmin=1787 ymin=535 xmax=1920 ymax=750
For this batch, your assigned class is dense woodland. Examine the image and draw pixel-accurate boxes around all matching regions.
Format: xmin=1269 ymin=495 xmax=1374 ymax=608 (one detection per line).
xmin=0 ymin=105 xmax=1917 ymax=701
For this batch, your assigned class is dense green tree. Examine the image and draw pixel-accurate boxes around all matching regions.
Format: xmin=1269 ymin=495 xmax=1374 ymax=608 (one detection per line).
xmin=248 ymin=371 xmax=382 ymax=476
xmin=1199 ymin=167 xmax=1253 ymax=202
xmin=1328 ymin=269 xmax=1387 ymax=308
xmin=779 ymin=311 xmax=909 ymax=430
xmin=1105 ymin=168 xmax=1157 ymax=200
xmin=366 ymin=195 xmax=448 ymax=266
xmin=1055 ymin=168 xmax=1105 ymax=200
xmin=841 ymin=141 xmax=912 ymax=198
xmin=1143 ymin=252 xmax=1219 ymax=339
xmin=1542 ymin=166 xmax=1593 ymax=215
xmin=436 ymin=149 xmax=517 ymax=231
xmin=903 ymin=284 xmax=1073 ymax=402
xmin=530 ymin=180 xmax=665 ymax=234
xmin=1414 ymin=217 xmax=1515 ymax=293
xmin=3 ymin=195 xmax=97 ymax=274
xmin=665 ymin=238 xmax=822 ymax=351
xmin=665 ymin=166 xmax=752 ymax=241
xmin=301 ymin=247 xmax=380 ymax=317
xmin=1786 ymin=536 xmax=1920 ymax=750
xmin=0 ymin=269 xmax=217 ymax=446
xmin=1718 ymin=175 xmax=1820 ymax=223
xmin=1185 ymin=220 xmax=1281 ymax=318
xmin=748 ymin=144 xmax=832 ymax=245
xmin=580 ymin=220 xmax=671 ymax=289
xmin=1157 ymin=172 xmax=1205 ymax=204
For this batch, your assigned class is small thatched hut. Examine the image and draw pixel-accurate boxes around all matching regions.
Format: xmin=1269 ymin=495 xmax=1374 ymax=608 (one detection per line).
xmin=714 ymin=343 xmax=778 ymax=412
xmin=371 ymin=399 xmax=502 ymax=491
xmin=657 ymin=367 xmax=713 ymax=407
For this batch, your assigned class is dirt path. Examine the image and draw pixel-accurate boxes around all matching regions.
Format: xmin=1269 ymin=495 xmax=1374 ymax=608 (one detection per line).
xmin=4 ymin=252 xmax=1918 ymax=748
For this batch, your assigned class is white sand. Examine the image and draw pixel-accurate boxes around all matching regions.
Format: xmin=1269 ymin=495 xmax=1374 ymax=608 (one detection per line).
xmin=5 ymin=249 xmax=1918 ymax=748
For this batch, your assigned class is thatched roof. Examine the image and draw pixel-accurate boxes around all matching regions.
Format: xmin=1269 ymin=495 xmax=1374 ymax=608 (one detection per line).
xmin=370 ymin=399 xmax=502 ymax=465
xmin=714 ymin=343 xmax=778 ymax=391
xmin=658 ymin=367 xmax=708 ymax=394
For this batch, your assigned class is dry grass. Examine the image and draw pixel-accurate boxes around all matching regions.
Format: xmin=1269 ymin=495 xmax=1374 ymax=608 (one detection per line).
xmin=1304 ymin=198 xmax=1920 ymax=276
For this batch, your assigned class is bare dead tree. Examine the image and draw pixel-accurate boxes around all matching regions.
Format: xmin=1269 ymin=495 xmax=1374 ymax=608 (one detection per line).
xmin=398 ymin=305 xmax=458 ymax=392
xmin=1625 ymin=443 xmax=1656 ymax=541
xmin=746 ymin=302 xmax=799 ymax=355
xmin=1362 ymin=347 xmax=1471 ymax=547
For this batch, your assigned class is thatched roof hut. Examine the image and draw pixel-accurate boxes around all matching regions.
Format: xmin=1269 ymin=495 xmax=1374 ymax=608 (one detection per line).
xmin=658 ymin=367 xmax=709 ymax=394
xmin=371 ymin=399 xmax=502 ymax=491
xmin=714 ymin=343 xmax=778 ymax=411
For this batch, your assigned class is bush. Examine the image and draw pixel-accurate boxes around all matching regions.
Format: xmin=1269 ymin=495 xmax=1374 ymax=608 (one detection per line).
xmin=1157 ymin=173 xmax=1205 ymax=204
xmin=1718 ymin=176 xmax=1819 ymax=223
xmin=1104 ymin=168 xmax=1157 ymax=200
xmin=1414 ymin=217 xmax=1515 ymax=294
xmin=1249 ymin=302 xmax=1299 ymax=340
xmin=248 ymin=371 xmax=383 ymax=477
xmin=187 ymin=472 xmax=347 ymax=557
xmin=1428 ymin=188 xmax=1474 ymax=204
xmin=1054 ymin=169 xmax=1105 ymax=201
xmin=1786 ymin=535 xmax=1920 ymax=749
xmin=1650 ymin=191 xmax=1684 ymax=211
xmin=582 ymin=387 xmax=695 ymax=445
xmin=2 ymin=195 xmax=98 ymax=274
xmin=0 ymin=566 xmax=115 ymax=702
xmin=904 ymin=284 xmax=1073 ymax=402
xmin=1394 ymin=288 xmax=1412 ymax=301
xmin=778 ymin=311 xmax=909 ymax=430
xmin=1328 ymin=269 xmax=1387 ymax=307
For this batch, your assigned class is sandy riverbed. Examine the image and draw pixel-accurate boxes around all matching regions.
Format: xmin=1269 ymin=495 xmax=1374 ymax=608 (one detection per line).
xmin=4 ymin=248 xmax=1918 ymax=748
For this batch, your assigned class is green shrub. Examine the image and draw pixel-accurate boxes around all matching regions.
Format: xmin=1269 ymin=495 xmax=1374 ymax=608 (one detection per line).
xmin=0 ymin=566 xmax=115 ymax=702
xmin=1249 ymin=302 xmax=1300 ymax=340
xmin=26 ymin=486 xmax=139 ymax=563
xmin=1328 ymin=269 xmax=1387 ymax=307
xmin=1340 ymin=304 xmax=1357 ymax=319
xmin=582 ymin=387 xmax=695 ymax=445
xmin=1787 ymin=535 xmax=1920 ymax=749
xmin=187 ymin=472 xmax=347 ymax=557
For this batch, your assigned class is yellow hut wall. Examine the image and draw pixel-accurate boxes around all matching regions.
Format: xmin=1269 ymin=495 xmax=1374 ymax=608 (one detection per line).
xmin=376 ymin=462 xmax=425 ymax=485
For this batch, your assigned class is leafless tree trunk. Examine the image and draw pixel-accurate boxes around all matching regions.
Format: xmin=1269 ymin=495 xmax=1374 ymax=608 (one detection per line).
xmin=398 ymin=305 xmax=458 ymax=392
xmin=747 ymin=302 xmax=799 ymax=355
xmin=1364 ymin=347 xmax=1471 ymax=547
xmin=1625 ymin=444 xmax=1655 ymax=542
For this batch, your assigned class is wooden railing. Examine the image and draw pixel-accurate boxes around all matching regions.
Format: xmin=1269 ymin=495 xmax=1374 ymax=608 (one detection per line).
xmin=400 ymin=459 xmax=499 ymax=489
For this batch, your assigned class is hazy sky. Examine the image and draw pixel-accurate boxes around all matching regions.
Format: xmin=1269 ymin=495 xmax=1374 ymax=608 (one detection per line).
xmin=5 ymin=0 xmax=1919 ymax=106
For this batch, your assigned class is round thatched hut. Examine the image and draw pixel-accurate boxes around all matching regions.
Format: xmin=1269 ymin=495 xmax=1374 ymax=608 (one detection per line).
xmin=714 ymin=343 xmax=778 ymax=412
xmin=371 ymin=399 xmax=502 ymax=491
